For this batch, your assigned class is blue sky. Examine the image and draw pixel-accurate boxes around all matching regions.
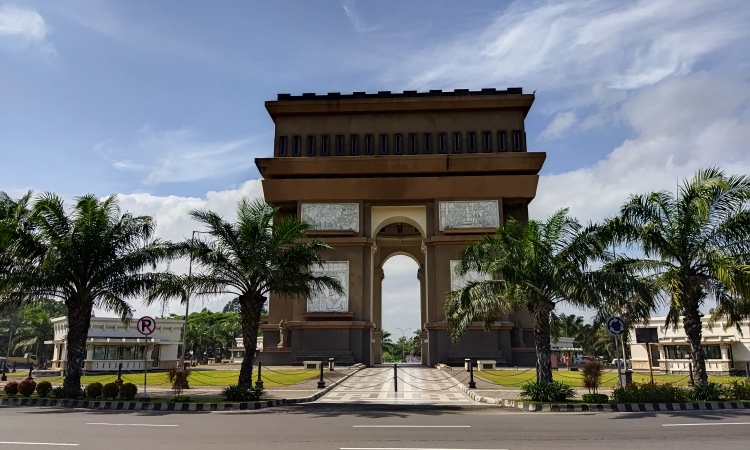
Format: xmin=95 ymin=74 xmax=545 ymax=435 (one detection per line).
xmin=2 ymin=0 xmax=750 ymax=333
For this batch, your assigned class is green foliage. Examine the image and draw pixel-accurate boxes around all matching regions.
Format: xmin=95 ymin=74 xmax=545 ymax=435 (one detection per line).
xmin=689 ymin=382 xmax=727 ymax=402
xmin=581 ymin=361 xmax=603 ymax=394
xmin=84 ymin=382 xmax=103 ymax=399
xmin=221 ymin=384 xmax=264 ymax=402
xmin=17 ymin=379 xmax=36 ymax=396
xmin=3 ymin=381 xmax=19 ymax=395
xmin=118 ymin=382 xmax=138 ymax=400
xmin=727 ymin=380 xmax=750 ymax=400
xmin=35 ymin=380 xmax=52 ymax=397
xmin=581 ymin=393 xmax=609 ymax=403
xmin=168 ymin=365 xmax=190 ymax=397
xmin=612 ymin=382 xmax=689 ymax=403
xmin=101 ymin=382 xmax=119 ymax=399
xmin=520 ymin=381 xmax=575 ymax=403
xmin=182 ymin=309 xmax=240 ymax=359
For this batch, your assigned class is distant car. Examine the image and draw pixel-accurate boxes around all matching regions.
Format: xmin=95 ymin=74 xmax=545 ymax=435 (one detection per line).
xmin=612 ymin=358 xmax=632 ymax=368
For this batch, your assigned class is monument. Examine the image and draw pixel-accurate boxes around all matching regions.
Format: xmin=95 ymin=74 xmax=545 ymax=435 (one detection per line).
xmin=256 ymin=88 xmax=545 ymax=366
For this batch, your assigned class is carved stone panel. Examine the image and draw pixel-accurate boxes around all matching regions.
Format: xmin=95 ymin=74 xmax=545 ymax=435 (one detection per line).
xmin=450 ymin=260 xmax=492 ymax=291
xmin=307 ymin=261 xmax=349 ymax=312
xmin=301 ymin=203 xmax=359 ymax=232
xmin=439 ymin=200 xmax=499 ymax=231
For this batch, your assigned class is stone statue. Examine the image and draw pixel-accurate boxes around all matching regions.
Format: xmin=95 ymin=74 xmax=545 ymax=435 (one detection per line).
xmin=514 ymin=321 xmax=525 ymax=346
xmin=277 ymin=319 xmax=288 ymax=348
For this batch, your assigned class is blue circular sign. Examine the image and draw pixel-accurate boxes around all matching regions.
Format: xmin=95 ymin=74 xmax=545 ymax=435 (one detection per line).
xmin=605 ymin=316 xmax=626 ymax=336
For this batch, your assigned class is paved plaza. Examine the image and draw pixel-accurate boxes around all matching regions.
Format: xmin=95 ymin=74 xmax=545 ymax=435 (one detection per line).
xmin=317 ymin=365 xmax=477 ymax=404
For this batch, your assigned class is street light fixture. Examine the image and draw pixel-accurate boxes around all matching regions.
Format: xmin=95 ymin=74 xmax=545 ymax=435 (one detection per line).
xmin=180 ymin=230 xmax=211 ymax=366
xmin=396 ymin=327 xmax=412 ymax=363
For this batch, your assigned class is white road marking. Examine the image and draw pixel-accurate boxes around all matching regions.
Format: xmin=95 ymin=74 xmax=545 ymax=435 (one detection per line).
xmin=662 ymin=422 xmax=750 ymax=427
xmin=86 ymin=423 xmax=178 ymax=427
xmin=353 ymin=425 xmax=471 ymax=428
xmin=341 ymin=448 xmax=506 ymax=450
xmin=0 ymin=442 xmax=78 ymax=447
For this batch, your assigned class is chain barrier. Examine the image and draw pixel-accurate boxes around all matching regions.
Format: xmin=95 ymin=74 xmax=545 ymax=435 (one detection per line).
xmin=261 ymin=366 xmax=316 ymax=376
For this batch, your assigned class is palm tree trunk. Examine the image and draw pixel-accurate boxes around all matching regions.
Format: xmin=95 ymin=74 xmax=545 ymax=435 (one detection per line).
xmin=237 ymin=292 xmax=263 ymax=389
xmin=531 ymin=303 xmax=554 ymax=383
xmin=683 ymin=306 xmax=708 ymax=386
xmin=63 ymin=300 xmax=92 ymax=393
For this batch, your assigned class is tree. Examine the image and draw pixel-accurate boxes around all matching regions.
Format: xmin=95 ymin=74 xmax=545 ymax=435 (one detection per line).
xmin=381 ymin=330 xmax=395 ymax=359
xmin=608 ymin=168 xmax=750 ymax=385
xmin=445 ymin=209 xmax=607 ymax=383
xmin=0 ymin=193 xmax=171 ymax=392
xmin=10 ymin=299 xmax=66 ymax=362
xmin=550 ymin=313 xmax=586 ymax=346
xmin=150 ymin=198 xmax=342 ymax=388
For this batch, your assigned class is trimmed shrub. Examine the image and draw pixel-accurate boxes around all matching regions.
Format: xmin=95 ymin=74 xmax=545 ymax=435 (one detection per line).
xmin=520 ymin=381 xmax=575 ymax=403
xmin=101 ymin=382 xmax=119 ymax=399
xmin=36 ymin=381 xmax=53 ymax=398
xmin=689 ymin=382 xmax=727 ymax=402
xmin=84 ymin=382 xmax=103 ymax=399
xmin=728 ymin=380 xmax=750 ymax=400
xmin=51 ymin=386 xmax=66 ymax=399
xmin=168 ymin=395 xmax=190 ymax=403
xmin=18 ymin=379 xmax=37 ymax=397
xmin=3 ymin=381 xmax=19 ymax=396
xmin=582 ymin=393 xmax=609 ymax=403
xmin=119 ymin=383 xmax=138 ymax=400
xmin=222 ymin=385 xmax=264 ymax=402
xmin=582 ymin=361 xmax=603 ymax=394
xmin=51 ymin=386 xmax=84 ymax=399
xmin=612 ymin=382 xmax=689 ymax=403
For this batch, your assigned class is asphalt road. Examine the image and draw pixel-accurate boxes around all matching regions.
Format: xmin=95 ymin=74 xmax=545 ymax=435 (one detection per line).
xmin=1 ymin=404 xmax=750 ymax=450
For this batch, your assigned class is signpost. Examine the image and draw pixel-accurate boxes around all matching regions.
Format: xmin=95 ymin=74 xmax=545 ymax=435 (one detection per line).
xmin=136 ymin=316 xmax=156 ymax=399
xmin=605 ymin=316 xmax=626 ymax=387
xmin=635 ymin=327 xmax=658 ymax=384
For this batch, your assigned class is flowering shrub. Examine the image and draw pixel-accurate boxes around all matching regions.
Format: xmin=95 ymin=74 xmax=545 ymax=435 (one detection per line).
xmin=18 ymin=379 xmax=37 ymax=397
xmin=3 ymin=381 xmax=19 ymax=396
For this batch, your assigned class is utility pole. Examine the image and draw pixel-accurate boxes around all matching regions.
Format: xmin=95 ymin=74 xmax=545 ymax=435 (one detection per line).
xmin=396 ymin=327 xmax=411 ymax=363
xmin=180 ymin=230 xmax=210 ymax=366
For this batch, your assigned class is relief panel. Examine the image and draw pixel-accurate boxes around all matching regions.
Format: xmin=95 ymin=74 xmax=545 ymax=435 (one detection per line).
xmin=301 ymin=203 xmax=359 ymax=232
xmin=307 ymin=261 xmax=349 ymax=312
xmin=450 ymin=260 xmax=492 ymax=291
xmin=439 ymin=200 xmax=499 ymax=231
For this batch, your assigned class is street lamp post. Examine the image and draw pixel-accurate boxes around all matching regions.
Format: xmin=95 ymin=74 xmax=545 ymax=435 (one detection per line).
xmin=396 ymin=327 xmax=411 ymax=363
xmin=180 ymin=230 xmax=210 ymax=366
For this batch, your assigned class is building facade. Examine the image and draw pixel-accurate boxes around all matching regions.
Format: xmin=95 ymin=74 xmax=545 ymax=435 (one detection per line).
xmin=256 ymin=88 xmax=545 ymax=367
xmin=46 ymin=316 xmax=184 ymax=372
xmin=229 ymin=336 xmax=264 ymax=363
xmin=629 ymin=316 xmax=750 ymax=375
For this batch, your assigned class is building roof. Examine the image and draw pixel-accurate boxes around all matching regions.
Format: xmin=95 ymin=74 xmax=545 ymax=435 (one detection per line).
xmin=273 ymin=87 xmax=524 ymax=101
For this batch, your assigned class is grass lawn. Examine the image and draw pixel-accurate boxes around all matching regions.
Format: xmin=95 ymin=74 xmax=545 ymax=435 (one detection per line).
xmin=475 ymin=369 xmax=742 ymax=388
xmin=27 ymin=369 xmax=318 ymax=388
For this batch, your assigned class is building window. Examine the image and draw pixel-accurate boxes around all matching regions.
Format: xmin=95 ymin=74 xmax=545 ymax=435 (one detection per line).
xmin=452 ymin=132 xmax=462 ymax=153
xmin=394 ymin=134 xmax=403 ymax=155
xmin=703 ymin=345 xmax=722 ymax=359
xmin=409 ymin=133 xmax=417 ymax=154
xmin=321 ymin=135 xmax=330 ymax=156
xmin=306 ymin=135 xmax=316 ymax=156
xmin=278 ymin=136 xmax=287 ymax=156
xmin=467 ymin=132 xmax=476 ymax=153
xmin=293 ymin=136 xmax=301 ymax=156
xmin=438 ymin=133 xmax=447 ymax=154
xmin=365 ymin=134 xmax=374 ymax=155
xmin=93 ymin=346 xmax=106 ymax=360
xmin=423 ymin=133 xmax=432 ymax=153
xmin=335 ymin=134 xmax=344 ymax=155
xmin=482 ymin=131 xmax=492 ymax=152
xmin=513 ymin=131 xmax=522 ymax=151
xmin=379 ymin=134 xmax=389 ymax=155
xmin=498 ymin=131 xmax=507 ymax=152
xmin=350 ymin=135 xmax=359 ymax=155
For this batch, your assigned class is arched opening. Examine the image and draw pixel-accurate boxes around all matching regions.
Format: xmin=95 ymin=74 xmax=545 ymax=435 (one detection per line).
xmin=381 ymin=254 xmax=421 ymax=364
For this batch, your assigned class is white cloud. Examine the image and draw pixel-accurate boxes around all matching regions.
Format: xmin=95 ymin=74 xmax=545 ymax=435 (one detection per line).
xmin=382 ymin=255 xmax=421 ymax=334
xmin=96 ymin=126 xmax=262 ymax=185
xmin=541 ymin=111 xmax=577 ymax=139
xmin=0 ymin=4 xmax=54 ymax=54
xmin=342 ymin=0 xmax=381 ymax=33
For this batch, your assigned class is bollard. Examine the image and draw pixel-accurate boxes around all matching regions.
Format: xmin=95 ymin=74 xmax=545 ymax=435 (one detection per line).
xmin=115 ymin=363 xmax=123 ymax=386
xmin=317 ymin=362 xmax=325 ymax=388
xmin=468 ymin=359 xmax=476 ymax=389
xmin=328 ymin=357 xmax=335 ymax=372
xmin=255 ymin=360 xmax=264 ymax=389
xmin=1 ymin=365 xmax=6 ymax=381
xmin=688 ymin=362 xmax=695 ymax=387
xmin=394 ymin=363 xmax=398 ymax=392
xmin=26 ymin=366 xmax=33 ymax=381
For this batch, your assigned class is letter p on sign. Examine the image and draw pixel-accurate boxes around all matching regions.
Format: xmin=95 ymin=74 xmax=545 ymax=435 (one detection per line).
xmin=137 ymin=316 xmax=156 ymax=336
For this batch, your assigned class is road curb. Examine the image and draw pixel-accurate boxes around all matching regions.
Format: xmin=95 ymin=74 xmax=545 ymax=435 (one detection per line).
xmin=454 ymin=382 xmax=750 ymax=412
xmin=0 ymin=364 xmax=366 ymax=412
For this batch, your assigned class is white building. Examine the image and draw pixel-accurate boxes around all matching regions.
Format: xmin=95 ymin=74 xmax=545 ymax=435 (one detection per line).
xmin=629 ymin=316 xmax=750 ymax=375
xmin=229 ymin=336 xmax=263 ymax=363
xmin=46 ymin=316 xmax=184 ymax=372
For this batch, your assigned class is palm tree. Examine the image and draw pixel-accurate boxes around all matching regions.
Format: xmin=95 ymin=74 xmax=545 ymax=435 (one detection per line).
xmin=445 ymin=209 xmax=607 ymax=383
xmin=381 ymin=330 xmax=395 ymax=358
xmin=550 ymin=313 xmax=586 ymax=346
xmin=0 ymin=193 xmax=171 ymax=392
xmin=150 ymin=198 xmax=342 ymax=388
xmin=607 ymin=168 xmax=750 ymax=385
